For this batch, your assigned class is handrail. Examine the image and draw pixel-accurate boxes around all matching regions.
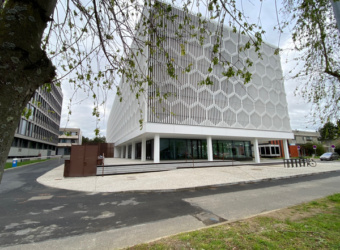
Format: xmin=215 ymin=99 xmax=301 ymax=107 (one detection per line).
xmin=185 ymin=151 xmax=194 ymax=168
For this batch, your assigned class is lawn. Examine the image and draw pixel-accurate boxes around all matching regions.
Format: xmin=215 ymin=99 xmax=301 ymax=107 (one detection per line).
xmin=5 ymin=158 xmax=52 ymax=169
xmin=127 ymin=193 xmax=340 ymax=250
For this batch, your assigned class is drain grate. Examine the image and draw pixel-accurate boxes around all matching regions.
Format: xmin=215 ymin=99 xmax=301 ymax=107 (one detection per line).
xmin=192 ymin=211 xmax=227 ymax=226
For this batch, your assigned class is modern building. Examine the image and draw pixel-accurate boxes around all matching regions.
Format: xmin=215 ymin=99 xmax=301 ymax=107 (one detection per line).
xmin=8 ymin=84 xmax=63 ymax=158
xmin=107 ymin=4 xmax=294 ymax=163
xmin=56 ymin=128 xmax=82 ymax=155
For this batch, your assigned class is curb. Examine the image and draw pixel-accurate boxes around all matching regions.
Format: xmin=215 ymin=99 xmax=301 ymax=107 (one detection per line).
xmin=99 ymin=169 xmax=340 ymax=194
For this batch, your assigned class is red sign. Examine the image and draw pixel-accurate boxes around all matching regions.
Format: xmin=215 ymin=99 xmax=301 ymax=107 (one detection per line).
xmin=313 ymin=145 xmax=317 ymax=149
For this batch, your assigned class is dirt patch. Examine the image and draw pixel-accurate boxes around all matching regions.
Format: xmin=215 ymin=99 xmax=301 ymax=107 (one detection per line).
xmin=257 ymin=207 xmax=322 ymax=221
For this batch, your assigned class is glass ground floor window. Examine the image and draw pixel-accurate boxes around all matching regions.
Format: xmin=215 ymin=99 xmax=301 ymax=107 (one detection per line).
xmin=160 ymin=139 xmax=208 ymax=160
xmin=212 ymin=140 xmax=252 ymax=160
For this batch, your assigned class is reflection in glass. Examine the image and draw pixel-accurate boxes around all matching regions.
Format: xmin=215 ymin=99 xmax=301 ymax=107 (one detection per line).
xmin=160 ymin=139 xmax=208 ymax=160
xmin=212 ymin=140 xmax=252 ymax=159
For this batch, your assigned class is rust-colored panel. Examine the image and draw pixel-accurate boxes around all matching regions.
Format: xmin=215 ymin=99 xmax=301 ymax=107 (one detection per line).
xmin=83 ymin=145 xmax=98 ymax=176
xmin=69 ymin=145 xmax=85 ymax=177
xmin=289 ymin=145 xmax=299 ymax=157
xmin=63 ymin=160 xmax=70 ymax=177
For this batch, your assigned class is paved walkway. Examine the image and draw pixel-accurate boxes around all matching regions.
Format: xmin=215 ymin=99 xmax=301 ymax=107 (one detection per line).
xmin=37 ymin=162 xmax=340 ymax=193
xmin=103 ymin=157 xmax=283 ymax=165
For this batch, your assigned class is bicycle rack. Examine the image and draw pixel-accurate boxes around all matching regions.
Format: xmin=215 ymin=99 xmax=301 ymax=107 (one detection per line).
xmin=283 ymin=158 xmax=308 ymax=168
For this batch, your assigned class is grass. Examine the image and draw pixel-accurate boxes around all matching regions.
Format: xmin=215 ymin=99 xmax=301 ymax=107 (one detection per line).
xmin=127 ymin=193 xmax=340 ymax=250
xmin=5 ymin=158 xmax=52 ymax=169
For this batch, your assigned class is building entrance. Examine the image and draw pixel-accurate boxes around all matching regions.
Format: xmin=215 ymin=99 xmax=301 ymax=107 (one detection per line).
xmin=160 ymin=138 xmax=208 ymax=160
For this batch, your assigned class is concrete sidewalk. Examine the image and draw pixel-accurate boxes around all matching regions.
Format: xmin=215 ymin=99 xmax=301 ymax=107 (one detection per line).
xmin=37 ymin=162 xmax=340 ymax=193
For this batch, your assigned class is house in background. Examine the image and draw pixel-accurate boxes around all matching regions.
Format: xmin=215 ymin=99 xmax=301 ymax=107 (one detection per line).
xmin=107 ymin=5 xmax=294 ymax=163
xmin=289 ymin=130 xmax=320 ymax=146
xmin=268 ymin=130 xmax=320 ymax=157
xmin=57 ymin=128 xmax=82 ymax=155
xmin=8 ymin=83 xmax=63 ymax=159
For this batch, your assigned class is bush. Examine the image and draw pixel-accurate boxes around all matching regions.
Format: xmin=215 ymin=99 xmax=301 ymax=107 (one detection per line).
xmin=301 ymin=142 xmax=325 ymax=156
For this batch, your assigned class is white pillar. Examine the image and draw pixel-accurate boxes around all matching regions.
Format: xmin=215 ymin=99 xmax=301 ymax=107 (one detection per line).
xmin=131 ymin=142 xmax=136 ymax=160
xmin=283 ymin=139 xmax=290 ymax=159
xmin=125 ymin=145 xmax=129 ymax=159
xmin=120 ymin=146 xmax=124 ymax=158
xmin=114 ymin=147 xmax=119 ymax=158
xmin=154 ymin=134 xmax=160 ymax=163
xmin=207 ymin=136 xmax=213 ymax=161
xmin=141 ymin=138 xmax=146 ymax=161
xmin=253 ymin=138 xmax=260 ymax=163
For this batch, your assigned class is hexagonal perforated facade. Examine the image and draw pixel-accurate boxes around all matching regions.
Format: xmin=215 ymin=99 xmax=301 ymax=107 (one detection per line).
xmin=107 ymin=5 xmax=292 ymax=144
xmin=147 ymin=7 xmax=291 ymax=132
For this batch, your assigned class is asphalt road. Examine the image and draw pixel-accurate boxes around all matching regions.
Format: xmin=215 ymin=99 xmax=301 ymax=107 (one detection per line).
xmin=1 ymin=159 xmax=340 ymax=249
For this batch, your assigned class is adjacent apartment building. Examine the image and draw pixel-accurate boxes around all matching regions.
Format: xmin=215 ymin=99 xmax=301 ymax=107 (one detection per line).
xmin=56 ymin=128 xmax=82 ymax=155
xmin=8 ymin=84 xmax=63 ymax=158
xmin=107 ymin=4 xmax=294 ymax=163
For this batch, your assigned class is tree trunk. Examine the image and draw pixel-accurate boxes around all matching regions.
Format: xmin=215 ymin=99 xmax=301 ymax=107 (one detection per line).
xmin=0 ymin=0 xmax=57 ymax=183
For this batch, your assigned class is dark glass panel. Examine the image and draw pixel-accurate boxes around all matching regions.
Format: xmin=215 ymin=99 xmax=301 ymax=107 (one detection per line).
xmin=201 ymin=140 xmax=208 ymax=159
xmin=233 ymin=141 xmax=245 ymax=158
xmin=192 ymin=140 xmax=198 ymax=158
xmin=175 ymin=139 xmax=187 ymax=160
xmin=212 ymin=140 xmax=217 ymax=159
xmin=244 ymin=141 xmax=251 ymax=157
xmin=160 ymin=139 xmax=170 ymax=159
xmin=275 ymin=147 xmax=280 ymax=154
xmin=271 ymin=147 xmax=275 ymax=154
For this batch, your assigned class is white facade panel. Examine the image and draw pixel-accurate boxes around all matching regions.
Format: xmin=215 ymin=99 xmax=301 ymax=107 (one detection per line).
xmin=107 ymin=4 xmax=293 ymax=146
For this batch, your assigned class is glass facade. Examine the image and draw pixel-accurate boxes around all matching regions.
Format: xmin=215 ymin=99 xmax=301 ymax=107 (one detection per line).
xmin=212 ymin=140 xmax=252 ymax=160
xmin=160 ymin=139 xmax=207 ymax=160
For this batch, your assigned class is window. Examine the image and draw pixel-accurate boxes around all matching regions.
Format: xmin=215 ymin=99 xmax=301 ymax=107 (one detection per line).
xmin=265 ymin=147 xmax=270 ymax=154
xmin=260 ymin=147 xmax=265 ymax=155
xmin=271 ymin=147 xmax=276 ymax=154
xmin=275 ymin=147 xmax=280 ymax=154
xmin=20 ymin=119 xmax=27 ymax=135
xmin=22 ymin=139 xmax=28 ymax=148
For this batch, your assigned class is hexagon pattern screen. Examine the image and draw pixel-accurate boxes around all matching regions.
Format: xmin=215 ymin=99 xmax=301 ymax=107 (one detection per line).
xmin=147 ymin=7 xmax=291 ymax=132
xmin=107 ymin=6 xmax=292 ymax=144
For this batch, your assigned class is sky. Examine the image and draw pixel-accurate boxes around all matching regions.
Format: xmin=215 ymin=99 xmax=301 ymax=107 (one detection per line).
xmin=58 ymin=0 xmax=320 ymax=139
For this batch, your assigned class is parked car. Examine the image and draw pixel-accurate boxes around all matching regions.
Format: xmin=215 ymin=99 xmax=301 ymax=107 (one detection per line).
xmin=320 ymin=152 xmax=339 ymax=161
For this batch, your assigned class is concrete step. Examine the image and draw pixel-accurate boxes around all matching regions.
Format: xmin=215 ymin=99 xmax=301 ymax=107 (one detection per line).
xmin=96 ymin=161 xmax=240 ymax=175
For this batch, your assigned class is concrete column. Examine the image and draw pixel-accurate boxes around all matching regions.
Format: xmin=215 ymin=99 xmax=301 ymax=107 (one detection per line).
xmin=283 ymin=139 xmax=290 ymax=159
xmin=253 ymin=138 xmax=260 ymax=163
xmin=207 ymin=136 xmax=213 ymax=161
xmin=114 ymin=147 xmax=119 ymax=158
xmin=120 ymin=146 xmax=124 ymax=158
xmin=131 ymin=142 xmax=136 ymax=160
xmin=125 ymin=145 xmax=129 ymax=159
xmin=154 ymin=134 xmax=160 ymax=163
xmin=141 ymin=138 xmax=146 ymax=161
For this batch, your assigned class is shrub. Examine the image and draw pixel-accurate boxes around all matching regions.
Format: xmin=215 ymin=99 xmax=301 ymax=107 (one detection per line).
xmin=301 ymin=142 xmax=325 ymax=156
